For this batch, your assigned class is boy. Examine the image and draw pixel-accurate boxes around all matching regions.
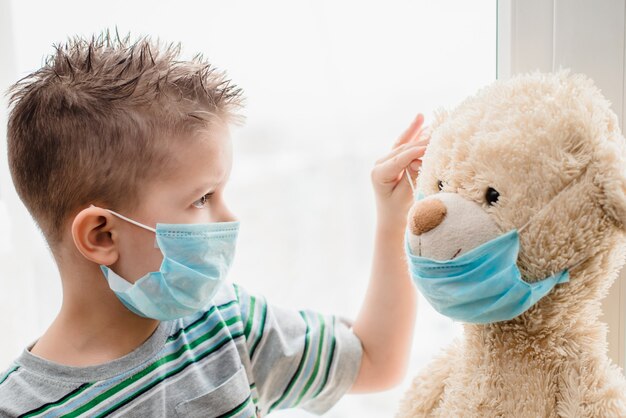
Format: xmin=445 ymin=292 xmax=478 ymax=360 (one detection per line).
xmin=0 ymin=32 xmax=427 ymax=417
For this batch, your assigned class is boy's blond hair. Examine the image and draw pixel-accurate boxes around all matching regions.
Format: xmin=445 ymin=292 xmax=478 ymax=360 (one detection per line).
xmin=6 ymin=31 xmax=243 ymax=246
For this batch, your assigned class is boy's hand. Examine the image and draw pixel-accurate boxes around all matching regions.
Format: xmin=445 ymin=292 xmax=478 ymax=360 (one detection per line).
xmin=351 ymin=113 xmax=429 ymax=392
xmin=371 ymin=114 xmax=430 ymax=229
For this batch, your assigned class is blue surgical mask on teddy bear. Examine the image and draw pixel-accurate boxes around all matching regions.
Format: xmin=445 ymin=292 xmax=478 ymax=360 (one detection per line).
xmin=403 ymin=171 xmax=584 ymax=324
xmin=94 ymin=206 xmax=239 ymax=321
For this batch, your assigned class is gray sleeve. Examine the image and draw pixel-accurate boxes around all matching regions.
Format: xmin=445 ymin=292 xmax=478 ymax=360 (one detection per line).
xmin=234 ymin=284 xmax=363 ymax=416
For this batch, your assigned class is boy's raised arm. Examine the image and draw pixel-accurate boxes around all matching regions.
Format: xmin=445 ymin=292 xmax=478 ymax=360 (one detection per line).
xmin=350 ymin=114 xmax=429 ymax=392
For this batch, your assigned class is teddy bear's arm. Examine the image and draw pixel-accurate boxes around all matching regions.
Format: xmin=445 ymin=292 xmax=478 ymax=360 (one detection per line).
xmin=395 ymin=343 xmax=459 ymax=418
xmin=556 ymin=361 xmax=626 ymax=418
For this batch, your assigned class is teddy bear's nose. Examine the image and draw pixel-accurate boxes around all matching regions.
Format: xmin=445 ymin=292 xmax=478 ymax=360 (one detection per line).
xmin=410 ymin=199 xmax=447 ymax=235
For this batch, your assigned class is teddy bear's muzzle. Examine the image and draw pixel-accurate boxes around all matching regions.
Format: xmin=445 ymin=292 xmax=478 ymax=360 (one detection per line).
xmin=407 ymin=193 xmax=503 ymax=260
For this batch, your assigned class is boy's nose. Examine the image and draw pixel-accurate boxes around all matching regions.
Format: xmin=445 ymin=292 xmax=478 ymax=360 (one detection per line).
xmin=409 ymin=199 xmax=447 ymax=235
xmin=216 ymin=205 xmax=238 ymax=223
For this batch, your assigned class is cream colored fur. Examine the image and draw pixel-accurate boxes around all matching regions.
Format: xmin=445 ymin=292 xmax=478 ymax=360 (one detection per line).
xmin=397 ymin=71 xmax=626 ymax=418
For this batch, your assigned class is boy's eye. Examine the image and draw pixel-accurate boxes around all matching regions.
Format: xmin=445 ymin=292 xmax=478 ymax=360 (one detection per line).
xmin=437 ymin=180 xmax=444 ymax=191
xmin=192 ymin=193 xmax=213 ymax=209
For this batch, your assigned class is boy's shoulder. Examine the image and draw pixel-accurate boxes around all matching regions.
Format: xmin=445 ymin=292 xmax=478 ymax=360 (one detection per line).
xmin=0 ymin=282 xmax=362 ymax=417
xmin=0 ymin=282 xmax=260 ymax=417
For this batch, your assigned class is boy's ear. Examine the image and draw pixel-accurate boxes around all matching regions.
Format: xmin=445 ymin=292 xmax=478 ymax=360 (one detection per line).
xmin=71 ymin=206 xmax=119 ymax=266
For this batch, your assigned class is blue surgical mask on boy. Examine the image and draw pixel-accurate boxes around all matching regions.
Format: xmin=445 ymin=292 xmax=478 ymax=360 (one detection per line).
xmin=94 ymin=207 xmax=239 ymax=321
xmin=403 ymin=170 xmax=584 ymax=324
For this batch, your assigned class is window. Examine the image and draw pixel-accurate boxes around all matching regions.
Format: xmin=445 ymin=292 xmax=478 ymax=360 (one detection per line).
xmin=497 ymin=0 xmax=626 ymax=372
xmin=0 ymin=1 xmax=496 ymax=416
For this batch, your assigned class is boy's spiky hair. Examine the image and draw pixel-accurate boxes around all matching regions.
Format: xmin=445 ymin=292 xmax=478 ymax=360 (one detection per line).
xmin=6 ymin=30 xmax=244 ymax=246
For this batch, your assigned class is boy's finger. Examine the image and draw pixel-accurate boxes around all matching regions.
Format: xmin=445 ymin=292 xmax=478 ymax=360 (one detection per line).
xmin=393 ymin=113 xmax=424 ymax=149
xmin=375 ymin=146 xmax=427 ymax=183
xmin=375 ymin=142 xmax=422 ymax=165
xmin=412 ymin=126 xmax=432 ymax=147
xmin=405 ymin=159 xmax=422 ymax=184
xmin=409 ymin=159 xmax=422 ymax=172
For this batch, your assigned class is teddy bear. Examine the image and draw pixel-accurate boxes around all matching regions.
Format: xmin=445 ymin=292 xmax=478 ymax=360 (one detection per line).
xmin=397 ymin=71 xmax=626 ymax=417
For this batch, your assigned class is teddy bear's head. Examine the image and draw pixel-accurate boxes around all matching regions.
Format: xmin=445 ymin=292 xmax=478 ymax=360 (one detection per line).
xmin=408 ymin=71 xmax=626 ymax=322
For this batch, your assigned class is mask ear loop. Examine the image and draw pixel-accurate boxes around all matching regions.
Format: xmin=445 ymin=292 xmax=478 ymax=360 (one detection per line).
xmin=565 ymin=255 xmax=588 ymax=273
xmin=516 ymin=164 xmax=590 ymax=277
xmin=518 ymin=204 xmax=549 ymax=234
xmin=89 ymin=205 xmax=157 ymax=233
xmin=404 ymin=168 xmax=417 ymax=197
xmin=518 ymin=165 xmax=589 ymax=234
xmin=518 ymin=246 xmax=589 ymax=281
xmin=89 ymin=205 xmax=159 ymax=248
xmin=517 ymin=187 xmax=569 ymax=234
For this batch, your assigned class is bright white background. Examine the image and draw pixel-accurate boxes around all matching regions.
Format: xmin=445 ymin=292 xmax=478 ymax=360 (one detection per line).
xmin=0 ymin=1 xmax=496 ymax=416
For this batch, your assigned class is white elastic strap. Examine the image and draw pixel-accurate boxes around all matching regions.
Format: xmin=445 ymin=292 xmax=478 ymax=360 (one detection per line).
xmin=515 ymin=164 xmax=591 ymax=276
xmin=404 ymin=168 xmax=416 ymax=196
xmin=566 ymin=256 xmax=588 ymax=273
xmin=518 ymin=164 xmax=589 ymax=234
xmin=542 ymin=254 xmax=589 ymax=279
xmin=90 ymin=205 xmax=157 ymax=233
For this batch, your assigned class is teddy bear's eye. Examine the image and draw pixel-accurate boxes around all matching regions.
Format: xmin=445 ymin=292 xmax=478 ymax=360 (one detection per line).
xmin=485 ymin=187 xmax=500 ymax=206
xmin=437 ymin=180 xmax=444 ymax=191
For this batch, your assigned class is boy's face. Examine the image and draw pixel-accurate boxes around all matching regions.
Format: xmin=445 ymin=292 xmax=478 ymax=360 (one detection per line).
xmin=110 ymin=127 xmax=236 ymax=283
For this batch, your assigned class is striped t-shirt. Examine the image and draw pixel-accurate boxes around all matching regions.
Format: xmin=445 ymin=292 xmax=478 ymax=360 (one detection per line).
xmin=0 ymin=283 xmax=362 ymax=417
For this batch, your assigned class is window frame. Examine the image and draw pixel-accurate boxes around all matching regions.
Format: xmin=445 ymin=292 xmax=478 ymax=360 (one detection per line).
xmin=497 ymin=0 xmax=626 ymax=370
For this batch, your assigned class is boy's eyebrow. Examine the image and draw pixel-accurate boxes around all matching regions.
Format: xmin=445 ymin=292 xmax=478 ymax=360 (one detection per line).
xmin=188 ymin=178 xmax=226 ymax=197
xmin=185 ymin=167 xmax=231 ymax=198
xmin=189 ymin=183 xmax=215 ymax=196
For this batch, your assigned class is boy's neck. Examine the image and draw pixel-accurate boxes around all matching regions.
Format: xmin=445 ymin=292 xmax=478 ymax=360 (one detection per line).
xmin=30 ymin=252 xmax=160 ymax=367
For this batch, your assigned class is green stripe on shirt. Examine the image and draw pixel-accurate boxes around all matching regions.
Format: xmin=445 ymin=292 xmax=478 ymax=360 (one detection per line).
xmin=249 ymin=298 xmax=268 ymax=359
xmin=294 ymin=313 xmax=326 ymax=406
xmin=0 ymin=366 xmax=18 ymax=386
xmin=243 ymin=295 xmax=256 ymax=339
xmin=20 ymin=383 xmax=94 ymax=418
xmin=167 ymin=300 xmax=238 ymax=343
xmin=312 ymin=316 xmax=337 ymax=398
xmin=215 ymin=394 xmax=253 ymax=418
xmin=268 ymin=311 xmax=311 ymax=413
